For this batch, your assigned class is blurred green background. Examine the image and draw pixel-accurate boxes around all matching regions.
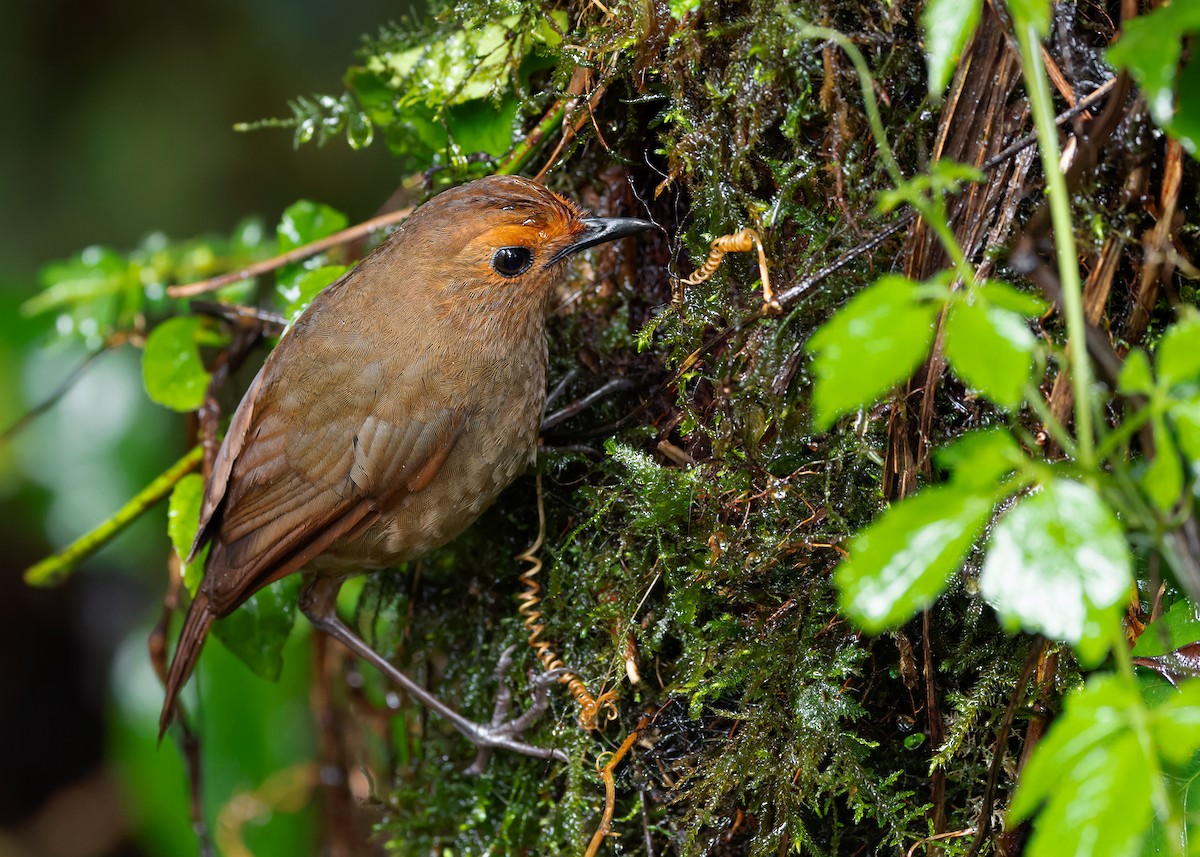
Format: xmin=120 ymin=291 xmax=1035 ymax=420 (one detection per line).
xmin=0 ymin=1 xmax=408 ymax=854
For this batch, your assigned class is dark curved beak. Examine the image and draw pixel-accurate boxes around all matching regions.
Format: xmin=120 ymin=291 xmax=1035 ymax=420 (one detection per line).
xmin=546 ymin=217 xmax=656 ymax=266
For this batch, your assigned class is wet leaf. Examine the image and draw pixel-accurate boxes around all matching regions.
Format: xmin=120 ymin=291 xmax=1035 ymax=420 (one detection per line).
xmin=1133 ymin=644 xmax=1200 ymax=688
xmin=944 ymin=299 xmax=1035 ymax=408
xmin=836 ymin=483 xmax=996 ymax=632
xmin=142 ymin=317 xmax=217 ymax=412
xmin=1011 ymin=675 xmax=1154 ymax=857
xmin=980 ymin=479 xmax=1130 ymax=666
xmin=1118 ymin=347 xmax=1155 ymax=395
xmin=211 ymin=577 xmax=300 ymax=682
xmin=978 ymin=279 xmax=1048 ymax=317
xmin=1143 ymin=415 xmax=1184 ymax=512
xmin=277 ymin=200 xmax=348 ymax=252
xmin=933 ymin=427 xmax=1026 ymax=492
xmin=1157 ymin=312 xmax=1200 ymax=387
xmin=447 ymin=96 xmax=520 ymax=158
xmin=1108 ymin=3 xmax=1200 ymax=155
xmin=167 ymin=473 xmax=207 ymax=595
xmin=277 ymin=264 xmax=348 ymax=324
xmin=806 ymin=275 xmax=939 ymax=429
xmin=922 ymin=0 xmax=982 ymax=95
xmin=1134 ymin=600 xmax=1200 ymax=658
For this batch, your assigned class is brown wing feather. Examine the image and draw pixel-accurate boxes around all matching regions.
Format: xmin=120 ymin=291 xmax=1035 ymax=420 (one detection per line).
xmin=187 ymin=365 xmax=267 ymax=562
xmin=193 ymin=345 xmax=467 ymax=617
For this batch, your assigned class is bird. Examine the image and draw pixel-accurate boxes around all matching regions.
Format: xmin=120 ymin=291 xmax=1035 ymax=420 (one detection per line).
xmin=159 ymin=175 xmax=654 ymax=761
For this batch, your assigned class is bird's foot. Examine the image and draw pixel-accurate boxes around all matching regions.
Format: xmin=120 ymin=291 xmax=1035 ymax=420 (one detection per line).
xmin=300 ymin=575 xmax=568 ymax=768
xmin=465 ymin=646 xmax=569 ymax=774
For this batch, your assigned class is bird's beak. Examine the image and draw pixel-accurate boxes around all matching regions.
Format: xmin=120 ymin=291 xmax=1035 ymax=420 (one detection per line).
xmin=547 ymin=217 xmax=656 ymax=266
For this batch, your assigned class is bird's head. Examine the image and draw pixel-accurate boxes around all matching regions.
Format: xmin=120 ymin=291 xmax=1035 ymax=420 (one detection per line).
xmin=401 ymin=175 xmax=654 ymax=313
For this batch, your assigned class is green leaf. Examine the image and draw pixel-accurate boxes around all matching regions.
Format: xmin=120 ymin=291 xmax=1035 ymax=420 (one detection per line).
xmin=1118 ymin=348 xmax=1155 ymax=395
xmin=167 ymin=458 xmax=297 ymax=682
xmin=211 ymin=576 xmax=300 ymax=682
xmin=1011 ymin=675 xmax=1153 ymax=857
xmin=1143 ymin=415 xmax=1185 ymax=512
xmin=447 ymin=96 xmax=520 ymax=158
xmin=922 ymin=0 xmax=982 ymax=95
xmin=980 ymin=479 xmax=1131 ymax=666
xmin=1175 ymin=55 xmax=1200 ymax=157
xmin=1150 ymin=679 xmax=1200 ymax=767
xmin=835 ymin=483 xmax=997 ymax=632
xmin=1006 ymin=0 xmax=1051 ymax=37
xmin=357 ymin=13 xmax=564 ymax=114
xmin=978 ymin=279 xmax=1049 ymax=317
xmin=1141 ymin=746 xmax=1200 ymax=857
xmin=1169 ymin=393 xmax=1200 ymax=463
xmin=944 ymin=300 xmax=1035 ymax=408
xmin=806 ymin=276 xmax=940 ymax=429
xmin=277 ymin=264 xmax=348 ymax=324
xmin=277 ymin=200 xmax=348 ymax=252
xmin=1108 ymin=3 xmax=1200 ymax=155
xmin=142 ymin=317 xmax=217 ymax=412
xmin=167 ymin=473 xmax=208 ymax=595
xmin=1158 ymin=312 xmax=1200 ymax=387
xmin=1134 ymin=600 xmax=1200 ymax=658
xmin=1142 ymin=609 xmax=1200 ymax=667
xmin=933 ymin=427 xmax=1026 ymax=492
xmin=670 ymin=0 xmax=701 ymax=18
xmin=878 ymin=161 xmax=984 ymax=212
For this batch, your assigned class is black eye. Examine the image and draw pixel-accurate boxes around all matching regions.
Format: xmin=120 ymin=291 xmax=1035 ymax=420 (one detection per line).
xmin=491 ymin=246 xmax=534 ymax=278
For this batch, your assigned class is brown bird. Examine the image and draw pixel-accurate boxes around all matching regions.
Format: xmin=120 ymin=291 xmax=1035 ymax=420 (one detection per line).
xmin=160 ymin=175 xmax=652 ymax=761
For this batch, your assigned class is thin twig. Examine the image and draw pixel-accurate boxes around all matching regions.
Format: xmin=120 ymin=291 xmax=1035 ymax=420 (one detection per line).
xmin=24 ymin=445 xmax=203 ymax=586
xmin=906 ymin=827 xmax=978 ymax=857
xmin=167 ymin=208 xmax=414 ymax=299
xmin=0 ymin=345 xmax=113 ymax=444
xmin=965 ymin=640 xmax=1043 ymax=857
xmin=542 ymin=378 xmax=636 ymax=431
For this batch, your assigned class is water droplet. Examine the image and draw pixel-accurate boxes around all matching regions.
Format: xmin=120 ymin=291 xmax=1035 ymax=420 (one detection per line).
xmin=347 ymin=113 xmax=375 ymax=150
xmin=296 ymin=118 xmax=316 ymax=145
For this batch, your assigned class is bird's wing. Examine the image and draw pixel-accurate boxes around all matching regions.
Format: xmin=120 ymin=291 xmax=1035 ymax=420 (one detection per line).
xmin=194 ymin=336 xmax=467 ymax=616
xmin=188 ymin=364 xmax=267 ymax=562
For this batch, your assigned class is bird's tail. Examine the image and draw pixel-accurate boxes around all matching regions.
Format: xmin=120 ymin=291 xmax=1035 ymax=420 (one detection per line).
xmin=159 ymin=590 xmax=215 ymax=740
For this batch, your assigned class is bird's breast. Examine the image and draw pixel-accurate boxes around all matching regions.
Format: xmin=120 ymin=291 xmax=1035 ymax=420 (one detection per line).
xmin=314 ymin=328 xmax=548 ymax=570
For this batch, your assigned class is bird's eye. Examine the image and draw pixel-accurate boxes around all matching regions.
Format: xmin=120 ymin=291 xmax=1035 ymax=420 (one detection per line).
xmin=491 ymin=246 xmax=534 ymax=278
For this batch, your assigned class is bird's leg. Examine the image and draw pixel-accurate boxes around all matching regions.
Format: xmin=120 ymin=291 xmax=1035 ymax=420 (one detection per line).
xmin=298 ymin=574 xmax=568 ymax=766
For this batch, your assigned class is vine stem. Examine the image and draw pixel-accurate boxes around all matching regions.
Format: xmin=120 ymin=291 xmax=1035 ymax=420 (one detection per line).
xmin=794 ymin=23 xmax=902 ymax=188
xmin=1013 ymin=22 xmax=1096 ymax=470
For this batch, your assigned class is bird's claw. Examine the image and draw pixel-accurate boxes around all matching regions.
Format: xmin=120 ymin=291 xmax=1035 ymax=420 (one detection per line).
xmin=465 ymin=647 xmax=568 ymax=774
